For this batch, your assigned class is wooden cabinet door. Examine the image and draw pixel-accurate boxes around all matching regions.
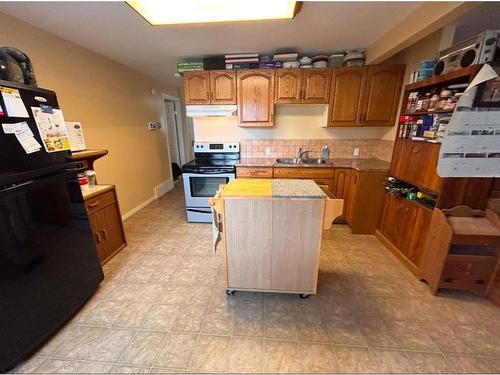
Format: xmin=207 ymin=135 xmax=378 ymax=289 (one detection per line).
xmin=328 ymin=67 xmax=367 ymax=127
xmin=345 ymin=170 xmax=359 ymax=224
xmin=379 ymin=194 xmax=401 ymax=246
xmin=88 ymin=210 xmax=107 ymax=262
xmin=184 ymin=71 xmax=210 ymax=105
xmin=101 ymin=203 xmax=127 ymax=259
xmin=271 ymin=199 xmax=323 ymax=293
xmin=224 ymin=199 xmax=272 ymax=289
xmin=362 ymin=65 xmax=404 ymax=126
xmin=389 ymin=139 xmax=404 ymax=178
xmin=274 ymin=69 xmax=302 ymax=104
xmin=301 ymin=68 xmax=331 ymax=104
xmin=407 ymin=205 xmax=433 ymax=267
xmin=237 ymin=69 xmax=274 ymax=127
xmin=210 ymin=70 xmax=236 ymax=104
xmin=398 ymin=199 xmax=419 ymax=257
xmin=332 ymin=168 xmax=352 ymax=221
xmin=420 ymin=142 xmax=442 ymax=192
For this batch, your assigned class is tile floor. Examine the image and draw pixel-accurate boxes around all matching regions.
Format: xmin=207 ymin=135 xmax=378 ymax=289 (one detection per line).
xmin=12 ymin=183 xmax=500 ymax=373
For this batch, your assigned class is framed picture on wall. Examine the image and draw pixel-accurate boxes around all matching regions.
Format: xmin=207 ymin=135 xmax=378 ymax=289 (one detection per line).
xmin=474 ymin=77 xmax=500 ymax=108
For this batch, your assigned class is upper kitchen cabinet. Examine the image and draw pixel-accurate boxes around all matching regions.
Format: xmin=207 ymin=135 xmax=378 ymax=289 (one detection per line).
xmin=327 ymin=67 xmax=367 ymax=127
xmin=301 ymin=68 xmax=331 ymax=104
xmin=184 ymin=71 xmax=210 ymax=104
xmin=362 ymin=65 xmax=405 ymax=126
xmin=209 ymin=70 xmax=237 ymax=104
xmin=274 ymin=69 xmax=302 ymax=104
xmin=184 ymin=70 xmax=236 ymax=105
xmin=237 ymin=69 xmax=274 ymax=127
xmin=327 ymin=65 xmax=404 ymax=127
xmin=274 ymin=68 xmax=331 ymax=104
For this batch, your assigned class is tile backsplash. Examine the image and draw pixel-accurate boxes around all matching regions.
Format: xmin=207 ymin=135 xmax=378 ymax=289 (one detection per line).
xmin=240 ymin=139 xmax=395 ymax=161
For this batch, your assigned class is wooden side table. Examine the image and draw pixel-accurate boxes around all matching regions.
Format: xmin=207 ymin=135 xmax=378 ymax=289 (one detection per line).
xmin=421 ymin=206 xmax=500 ymax=297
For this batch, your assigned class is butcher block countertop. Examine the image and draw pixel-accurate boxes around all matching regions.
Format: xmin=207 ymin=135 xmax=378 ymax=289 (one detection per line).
xmin=220 ymin=179 xmax=326 ymax=199
xmin=236 ymin=157 xmax=390 ymax=172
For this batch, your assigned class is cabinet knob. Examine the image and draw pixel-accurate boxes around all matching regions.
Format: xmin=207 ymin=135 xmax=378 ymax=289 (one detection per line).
xmin=413 ymin=146 xmax=420 ymax=153
xmin=95 ymin=232 xmax=102 ymax=243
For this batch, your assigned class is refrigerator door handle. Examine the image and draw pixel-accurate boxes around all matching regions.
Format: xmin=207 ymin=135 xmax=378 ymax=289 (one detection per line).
xmin=0 ymin=180 xmax=34 ymax=193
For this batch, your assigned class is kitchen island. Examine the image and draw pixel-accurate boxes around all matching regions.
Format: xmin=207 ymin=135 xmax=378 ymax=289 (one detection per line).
xmin=209 ymin=178 xmax=343 ymax=297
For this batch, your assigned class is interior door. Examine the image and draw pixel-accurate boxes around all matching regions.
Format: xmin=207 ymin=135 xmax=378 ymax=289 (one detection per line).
xmin=328 ymin=67 xmax=367 ymax=127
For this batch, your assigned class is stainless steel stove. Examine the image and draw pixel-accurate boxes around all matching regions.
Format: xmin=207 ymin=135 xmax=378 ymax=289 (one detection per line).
xmin=182 ymin=142 xmax=239 ymax=222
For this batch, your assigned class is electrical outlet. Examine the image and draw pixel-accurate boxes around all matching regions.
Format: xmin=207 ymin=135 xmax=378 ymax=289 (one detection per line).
xmin=148 ymin=122 xmax=160 ymax=131
xmin=265 ymin=147 xmax=271 ymax=156
xmin=353 ymin=147 xmax=360 ymax=157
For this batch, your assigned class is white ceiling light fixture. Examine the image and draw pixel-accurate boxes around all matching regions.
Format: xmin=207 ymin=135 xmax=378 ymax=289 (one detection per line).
xmin=127 ymin=0 xmax=301 ymax=26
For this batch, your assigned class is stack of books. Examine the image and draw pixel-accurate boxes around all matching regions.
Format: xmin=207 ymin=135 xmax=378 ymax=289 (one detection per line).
xmin=273 ymin=52 xmax=298 ymax=62
xmin=177 ymin=61 xmax=204 ymax=73
xmin=225 ymin=53 xmax=259 ymax=70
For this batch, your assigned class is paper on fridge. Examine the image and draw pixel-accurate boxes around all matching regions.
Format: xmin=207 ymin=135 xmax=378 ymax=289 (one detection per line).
xmin=0 ymin=86 xmax=29 ymax=118
xmin=66 ymin=122 xmax=87 ymax=151
xmin=3 ymin=121 xmax=33 ymax=135
xmin=14 ymin=122 xmax=42 ymax=154
xmin=437 ymin=65 xmax=500 ymax=178
xmin=31 ymin=106 xmax=71 ymax=153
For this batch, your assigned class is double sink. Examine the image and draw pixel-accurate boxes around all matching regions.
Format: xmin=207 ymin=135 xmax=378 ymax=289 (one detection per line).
xmin=276 ymin=158 xmax=332 ymax=165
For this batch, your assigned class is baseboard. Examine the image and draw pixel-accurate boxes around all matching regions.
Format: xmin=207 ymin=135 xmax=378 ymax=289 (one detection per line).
xmin=122 ymin=179 xmax=174 ymax=221
xmin=122 ymin=196 xmax=156 ymax=221
xmin=155 ymin=179 xmax=174 ymax=199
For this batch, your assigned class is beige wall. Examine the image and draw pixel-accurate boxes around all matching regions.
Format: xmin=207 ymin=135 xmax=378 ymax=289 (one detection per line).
xmin=381 ymin=29 xmax=444 ymax=140
xmin=194 ymin=105 xmax=389 ymax=142
xmin=0 ymin=11 xmax=180 ymax=215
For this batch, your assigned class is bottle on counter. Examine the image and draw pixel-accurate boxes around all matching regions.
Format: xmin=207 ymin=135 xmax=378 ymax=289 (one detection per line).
xmin=322 ymin=145 xmax=330 ymax=159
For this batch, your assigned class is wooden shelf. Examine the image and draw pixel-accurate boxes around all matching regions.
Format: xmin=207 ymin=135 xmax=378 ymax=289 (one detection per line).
xmin=71 ymin=149 xmax=108 ymax=161
xmin=404 ymin=65 xmax=483 ymax=92
xmin=401 ymin=110 xmax=454 ymax=116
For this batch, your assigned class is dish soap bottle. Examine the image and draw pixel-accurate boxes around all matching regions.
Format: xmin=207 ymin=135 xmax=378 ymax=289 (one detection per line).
xmin=322 ymin=145 xmax=330 ymax=159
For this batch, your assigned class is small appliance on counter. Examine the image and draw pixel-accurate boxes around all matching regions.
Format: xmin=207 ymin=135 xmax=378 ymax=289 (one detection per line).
xmin=182 ymin=142 xmax=239 ymax=222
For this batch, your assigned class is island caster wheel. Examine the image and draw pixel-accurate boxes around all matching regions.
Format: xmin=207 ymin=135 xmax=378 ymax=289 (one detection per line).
xmin=299 ymin=294 xmax=309 ymax=299
xmin=226 ymin=289 xmax=235 ymax=296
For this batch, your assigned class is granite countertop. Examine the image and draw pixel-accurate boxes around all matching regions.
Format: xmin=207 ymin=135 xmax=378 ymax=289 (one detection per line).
xmin=237 ymin=157 xmax=390 ymax=172
xmin=220 ymin=178 xmax=326 ymax=199
xmin=272 ymin=179 xmax=326 ymax=198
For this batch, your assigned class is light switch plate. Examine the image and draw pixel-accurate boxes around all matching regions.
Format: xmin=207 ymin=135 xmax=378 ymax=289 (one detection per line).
xmin=265 ymin=147 xmax=271 ymax=156
xmin=353 ymin=147 xmax=360 ymax=157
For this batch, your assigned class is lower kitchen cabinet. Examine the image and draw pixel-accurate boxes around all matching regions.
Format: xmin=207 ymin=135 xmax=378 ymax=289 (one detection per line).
xmin=236 ymin=167 xmax=273 ymax=178
xmin=332 ymin=168 xmax=352 ymax=222
xmin=84 ymin=185 xmax=127 ymax=264
xmin=378 ymin=193 xmax=432 ymax=274
xmin=345 ymin=170 xmax=387 ymax=234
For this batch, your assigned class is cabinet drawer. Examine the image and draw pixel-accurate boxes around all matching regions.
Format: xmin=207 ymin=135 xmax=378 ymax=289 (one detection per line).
xmin=85 ymin=189 xmax=116 ymax=214
xmin=273 ymin=167 xmax=334 ymax=179
xmin=442 ymin=255 xmax=496 ymax=281
xmin=236 ymin=167 xmax=273 ymax=178
xmin=313 ymin=178 xmax=333 ymax=192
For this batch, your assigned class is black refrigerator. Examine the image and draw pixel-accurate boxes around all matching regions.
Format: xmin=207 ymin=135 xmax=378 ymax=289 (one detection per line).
xmin=0 ymin=80 xmax=104 ymax=372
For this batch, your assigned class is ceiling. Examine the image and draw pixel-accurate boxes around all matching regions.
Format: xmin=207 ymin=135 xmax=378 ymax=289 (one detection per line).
xmin=0 ymin=1 xmax=422 ymax=87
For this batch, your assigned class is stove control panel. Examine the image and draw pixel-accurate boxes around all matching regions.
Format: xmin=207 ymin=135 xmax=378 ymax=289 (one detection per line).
xmin=193 ymin=142 xmax=240 ymax=153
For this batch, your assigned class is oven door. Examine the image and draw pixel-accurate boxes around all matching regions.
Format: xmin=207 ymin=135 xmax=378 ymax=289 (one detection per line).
xmin=182 ymin=172 xmax=234 ymax=208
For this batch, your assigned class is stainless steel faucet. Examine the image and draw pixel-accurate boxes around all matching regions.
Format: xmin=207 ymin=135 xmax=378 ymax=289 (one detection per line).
xmin=297 ymin=148 xmax=312 ymax=160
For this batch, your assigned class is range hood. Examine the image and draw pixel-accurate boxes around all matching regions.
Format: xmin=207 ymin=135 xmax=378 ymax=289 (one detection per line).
xmin=186 ymin=105 xmax=237 ymax=117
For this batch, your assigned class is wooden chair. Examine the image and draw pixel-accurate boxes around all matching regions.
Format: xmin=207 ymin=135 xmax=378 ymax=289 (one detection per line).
xmin=420 ymin=205 xmax=500 ymax=296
